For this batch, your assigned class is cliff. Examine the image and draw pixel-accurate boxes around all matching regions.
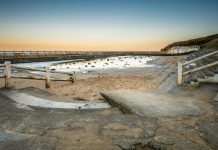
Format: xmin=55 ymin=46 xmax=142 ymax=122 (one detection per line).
xmin=162 ymin=34 xmax=218 ymax=52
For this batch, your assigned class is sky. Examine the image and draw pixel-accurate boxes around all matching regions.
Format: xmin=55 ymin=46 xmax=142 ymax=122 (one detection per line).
xmin=0 ymin=0 xmax=218 ymax=51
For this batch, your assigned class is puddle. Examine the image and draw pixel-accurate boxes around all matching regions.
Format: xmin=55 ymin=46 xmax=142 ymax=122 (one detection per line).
xmin=51 ymin=56 xmax=157 ymax=73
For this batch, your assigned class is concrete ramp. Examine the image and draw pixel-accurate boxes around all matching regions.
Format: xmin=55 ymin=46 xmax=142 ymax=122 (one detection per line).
xmin=101 ymin=90 xmax=204 ymax=117
xmin=2 ymin=90 xmax=111 ymax=109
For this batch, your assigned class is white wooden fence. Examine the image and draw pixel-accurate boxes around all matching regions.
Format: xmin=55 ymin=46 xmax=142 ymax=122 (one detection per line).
xmin=0 ymin=61 xmax=75 ymax=88
xmin=178 ymin=51 xmax=218 ymax=85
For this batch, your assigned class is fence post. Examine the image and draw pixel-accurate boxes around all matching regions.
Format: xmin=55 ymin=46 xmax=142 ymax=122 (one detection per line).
xmin=178 ymin=61 xmax=183 ymax=85
xmin=45 ymin=67 xmax=50 ymax=88
xmin=69 ymin=72 xmax=75 ymax=83
xmin=4 ymin=61 xmax=11 ymax=88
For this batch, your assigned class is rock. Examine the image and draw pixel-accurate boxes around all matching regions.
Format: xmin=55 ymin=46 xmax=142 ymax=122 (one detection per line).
xmin=0 ymin=136 xmax=57 ymax=150
xmin=141 ymin=139 xmax=150 ymax=147
xmin=214 ymin=94 xmax=218 ymax=102
xmin=154 ymin=135 xmax=174 ymax=145
xmin=173 ymin=141 xmax=210 ymax=150
xmin=149 ymin=141 xmax=166 ymax=150
xmin=195 ymin=118 xmax=218 ymax=149
xmin=74 ymin=97 xmax=89 ymax=101
xmin=117 ymin=139 xmax=140 ymax=150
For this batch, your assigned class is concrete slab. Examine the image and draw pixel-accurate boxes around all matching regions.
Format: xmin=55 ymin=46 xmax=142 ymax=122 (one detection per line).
xmin=101 ymin=90 xmax=205 ymax=117
xmin=196 ymin=118 xmax=218 ymax=149
xmin=0 ymin=128 xmax=29 ymax=141
xmin=1 ymin=90 xmax=111 ymax=109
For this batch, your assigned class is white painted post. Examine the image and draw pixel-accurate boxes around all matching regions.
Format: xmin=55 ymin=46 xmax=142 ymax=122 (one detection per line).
xmin=45 ymin=67 xmax=50 ymax=88
xmin=4 ymin=61 xmax=11 ymax=88
xmin=178 ymin=61 xmax=183 ymax=85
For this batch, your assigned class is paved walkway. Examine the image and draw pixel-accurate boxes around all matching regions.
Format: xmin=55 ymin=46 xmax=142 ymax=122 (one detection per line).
xmin=101 ymin=90 xmax=205 ymax=117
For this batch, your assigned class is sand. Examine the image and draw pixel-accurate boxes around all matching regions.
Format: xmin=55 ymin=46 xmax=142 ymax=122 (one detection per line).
xmin=0 ymin=56 xmax=179 ymax=101
xmin=1 ymin=55 xmax=218 ymax=150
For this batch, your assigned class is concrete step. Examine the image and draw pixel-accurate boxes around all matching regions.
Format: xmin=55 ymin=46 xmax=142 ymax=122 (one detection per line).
xmin=101 ymin=90 xmax=205 ymax=117
xmin=182 ymin=50 xmax=218 ymax=85
xmin=203 ymin=68 xmax=215 ymax=77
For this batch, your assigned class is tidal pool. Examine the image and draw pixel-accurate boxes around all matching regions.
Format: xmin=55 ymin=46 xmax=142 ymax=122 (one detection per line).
xmin=51 ymin=56 xmax=155 ymax=73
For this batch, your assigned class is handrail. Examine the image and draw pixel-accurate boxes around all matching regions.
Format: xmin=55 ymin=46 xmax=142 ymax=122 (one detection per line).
xmin=183 ymin=61 xmax=218 ymax=75
xmin=178 ymin=50 xmax=218 ymax=85
xmin=183 ymin=50 xmax=218 ymax=66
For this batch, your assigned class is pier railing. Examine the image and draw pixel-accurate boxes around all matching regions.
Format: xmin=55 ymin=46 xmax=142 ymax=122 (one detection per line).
xmin=178 ymin=50 xmax=218 ymax=85
xmin=0 ymin=61 xmax=75 ymax=88
xmin=0 ymin=50 xmax=161 ymax=59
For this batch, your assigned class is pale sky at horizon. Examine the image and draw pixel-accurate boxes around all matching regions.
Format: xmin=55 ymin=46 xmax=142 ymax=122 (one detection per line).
xmin=0 ymin=0 xmax=218 ymax=51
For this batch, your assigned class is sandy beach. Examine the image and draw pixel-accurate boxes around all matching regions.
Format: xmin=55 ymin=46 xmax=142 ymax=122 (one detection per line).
xmin=0 ymin=56 xmax=179 ymax=101
xmin=0 ymin=53 xmax=217 ymax=150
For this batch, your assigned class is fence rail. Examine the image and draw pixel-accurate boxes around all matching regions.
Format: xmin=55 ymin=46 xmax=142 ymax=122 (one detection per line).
xmin=0 ymin=61 xmax=75 ymax=88
xmin=178 ymin=50 xmax=218 ymax=85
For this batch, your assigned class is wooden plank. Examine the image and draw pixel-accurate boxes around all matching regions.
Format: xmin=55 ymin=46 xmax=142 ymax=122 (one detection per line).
xmin=197 ymin=78 xmax=218 ymax=83
xmin=50 ymin=70 xmax=75 ymax=75
xmin=183 ymin=61 xmax=218 ymax=76
xmin=183 ymin=50 xmax=218 ymax=66
xmin=4 ymin=61 xmax=11 ymax=88
xmin=11 ymin=75 xmax=45 ymax=80
xmin=178 ymin=61 xmax=183 ymax=85
xmin=11 ymin=75 xmax=71 ymax=81
xmin=45 ymin=67 xmax=51 ymax=88
xmin=0 ymin=75 xmax=5 ymax=78
xmin=12 ymin=65 xmax=46 ymax=72
xmin=51 ymin=78 xmax=72 ymax=81
xmin=0 ymin=64 xmax=5 ymax=67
